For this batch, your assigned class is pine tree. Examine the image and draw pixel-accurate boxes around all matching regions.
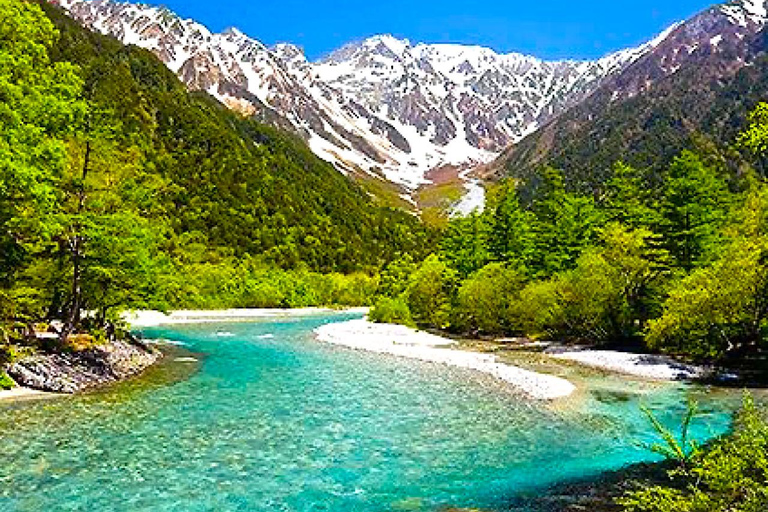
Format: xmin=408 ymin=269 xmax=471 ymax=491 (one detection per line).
xmin=658 ymin=151 xmax=731 ymax=271
xmin=485 ymin=183 xmax=535 ymax=269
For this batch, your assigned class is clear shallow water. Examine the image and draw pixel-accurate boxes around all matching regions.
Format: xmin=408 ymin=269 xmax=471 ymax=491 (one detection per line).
xmin=0 ymin=313 xmax=739 ymax=511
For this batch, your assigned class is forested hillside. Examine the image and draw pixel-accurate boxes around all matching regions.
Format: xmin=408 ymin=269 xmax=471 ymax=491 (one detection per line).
xmin=0 ymin=0 xmax=431 ymax=350
xmin=490 ymin=23 xmax=768 ymax=200
xmin=373 ymin=102 xmax=768 ymax=366
xmin=39 ymin=1 xmax=430 ymax=272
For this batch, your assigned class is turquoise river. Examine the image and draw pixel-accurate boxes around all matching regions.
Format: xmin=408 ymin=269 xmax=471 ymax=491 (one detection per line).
xmin=0 ymin=312 xmax=743 ymax=511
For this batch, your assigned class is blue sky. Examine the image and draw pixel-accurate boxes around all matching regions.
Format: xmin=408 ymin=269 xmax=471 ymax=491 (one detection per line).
xmin=156 ymin=0 xmax=717 ymax=61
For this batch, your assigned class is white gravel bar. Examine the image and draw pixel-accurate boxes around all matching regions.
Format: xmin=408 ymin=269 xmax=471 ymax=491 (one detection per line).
xmin=126 ymin=308 xmax=369 ymax=327
xmin=315 ymin=319 xmax=576 ymax=400
xmin=552 ymin=350 xmax=704 ymax=380
xmin=0 ymin=387 xmax=58 ymax=402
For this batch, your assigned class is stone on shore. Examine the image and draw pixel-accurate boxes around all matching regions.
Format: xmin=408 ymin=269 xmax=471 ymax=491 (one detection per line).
xmin=7 ymin=339 xmax=162 ymax=394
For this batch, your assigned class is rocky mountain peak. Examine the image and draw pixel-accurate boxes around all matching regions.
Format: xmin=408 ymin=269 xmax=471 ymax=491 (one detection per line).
xmin=51 ymin=0 xmax=746 ymax=205
xmin=720 ymin=0 xmax=768 ymax=26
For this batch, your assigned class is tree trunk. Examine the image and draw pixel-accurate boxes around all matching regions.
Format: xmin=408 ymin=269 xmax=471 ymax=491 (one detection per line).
xmin=61 ymin=140 xmax=91 ymax=343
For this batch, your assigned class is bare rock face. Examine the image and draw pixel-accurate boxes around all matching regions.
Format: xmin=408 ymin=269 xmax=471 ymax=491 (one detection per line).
xmin=50 ymin=0 xmax=768 ymax=199
xmin=7 ymin=340 xmax=162 ymax=393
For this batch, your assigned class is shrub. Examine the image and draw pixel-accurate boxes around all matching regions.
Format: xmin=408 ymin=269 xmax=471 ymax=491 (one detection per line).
xmin=514 ymin=278 xmax=563 ymax=339
xmin=369 ymin=297 xmax=414 ymax=327
xmin=404 ymin=255 xmax=458 ymax=329
xmin=0 ymin=371 xmax=15 ymax=390
xmin=453 ymin=263 xmax=525 ymax=335
xmin=620 ymin=393 xmax=768 ymax=512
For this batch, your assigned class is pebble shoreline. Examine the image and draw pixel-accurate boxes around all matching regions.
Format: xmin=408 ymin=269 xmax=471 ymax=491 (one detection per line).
xmin=315 ymin=319 xmax=577 ymax=400
xmin=551 ymin=350 xmax=704 ymax=380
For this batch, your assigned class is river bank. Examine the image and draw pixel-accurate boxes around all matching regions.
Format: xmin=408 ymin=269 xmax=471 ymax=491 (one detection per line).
xmin=315 ymin=319 xmax=576 ymax=400
xmin=4 ymin=338 xmax=162 ymax=395
xmin=126 ymin=307 xmax=369 ymax=327
xmin=0 ymin=386 xmax=59 ymax=402
xmin=549 ymin=349 xmax=705 ymax=380
xmin=314 ymin=318 xmax=723 ymax=402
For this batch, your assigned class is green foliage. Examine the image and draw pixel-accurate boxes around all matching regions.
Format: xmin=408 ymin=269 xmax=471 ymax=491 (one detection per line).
xmin=530 ymin=167 xmax=603 ymax=275
xmin=153 ymin=255 xmax=379 ymax=310
xmin=738 ymin=102 xmax=768 ymax=158
xmin=0 ymin=371 xmax=14 ymax=390
xmin=513 ymin=279 xmax=563 ymax=339
xmin=485 ymin=182 xmax=536 ymax=269
xmin=404 ymin=255 xmax=459 ymax=329
xmin=513 ymin=225 xmax=666 ymax=343
xmin=603 ymin=162 xmax=661 ymax=229
xmin=369 ymin=296 xmax=414 ymax=327
xmin=439 ymin=213 xmax=491 ymax=278
xmin=453 ymin=263 xmax=525 ymax=335
xmin=646 ymin=236 xmax=768 ymax=360
xmin=658 ymin=151 xmax=730 ymax=271
xmin=639 ymin=400 xmax=700 ymax=468
xmin=621 ymin=393 xmax=768 ymax=512
xmin=377 ymin=255 xmax=418 ymax=299
xmin=0 ymin=0 xmax=84 ymax=324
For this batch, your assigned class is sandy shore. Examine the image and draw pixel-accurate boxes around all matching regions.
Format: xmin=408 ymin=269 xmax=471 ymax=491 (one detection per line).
xmin=315 ymin=319 xmax=576 ymax=400
xmin=126 ymin=307 xmax=369 ymax=327
xmin=551 ymin=350 xmax=704 ymax=380
xmin=0 ymin=386 xmax=59 ymax=402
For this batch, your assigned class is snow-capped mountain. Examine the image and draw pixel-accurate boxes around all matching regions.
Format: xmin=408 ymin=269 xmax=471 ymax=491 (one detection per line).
xmin=50 ymin=0 xmax=768 ymax=199
xmin=487 ymin=0 xmax=768 ymax=188
xmin=50 ymin=0 xmax=667 ymax=192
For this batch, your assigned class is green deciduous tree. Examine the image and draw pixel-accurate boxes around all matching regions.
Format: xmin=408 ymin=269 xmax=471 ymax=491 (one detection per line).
xmin=369 ymin=296 xmax=414 ymax=327
xmin=404 ymin=255 xmax=458 ymax=329
xmin=515 ymin=225 xmax=666 ymax=343
xmin=0 ymin=0 xmax=84 ymax=326
xmin=647 ymin=236 xmax=768 ymax=361
xmin=377 ymin=254 xmax=418 ymax=298
xmin=738 ymin=102 xmax=768 ymax=158
xmin=453 ymin=263 xmax=526 ymax=335
xmin=49 ymin=108 xmax=167 ymax=338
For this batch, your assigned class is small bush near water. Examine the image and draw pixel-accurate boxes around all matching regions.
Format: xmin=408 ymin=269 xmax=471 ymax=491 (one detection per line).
xmin=620 ymin=393 xmax=768 ymax=512
xmin=0 ymin=371 xmax=15 ymax=390
xmin=368 ymin=297 xmax=415 ymax=327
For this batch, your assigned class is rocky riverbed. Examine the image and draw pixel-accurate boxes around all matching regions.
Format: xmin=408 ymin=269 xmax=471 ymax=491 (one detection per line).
xmin=6 ymin=339 xmax=162 ymax=394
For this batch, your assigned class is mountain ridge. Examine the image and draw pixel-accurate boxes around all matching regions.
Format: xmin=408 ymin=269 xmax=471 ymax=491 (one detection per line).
xmin=50 ymin=0 xmax=671 ymax=198
xmin=485 ymin=0 xmax=768 ymax=195
xmin=50 ymin=0 xmax=768 ymax=211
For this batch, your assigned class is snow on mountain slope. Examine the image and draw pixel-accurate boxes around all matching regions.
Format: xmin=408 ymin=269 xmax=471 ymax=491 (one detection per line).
xmin=51 ymin=0 xmax=674 ymax=196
